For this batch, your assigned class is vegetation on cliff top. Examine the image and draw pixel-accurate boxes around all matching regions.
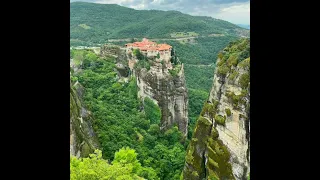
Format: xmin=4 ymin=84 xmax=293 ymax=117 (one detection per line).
xmin=216 ymin=38 xmax=250 ymax=78
xmin=183 ymin=38 xmax=250 ymax=179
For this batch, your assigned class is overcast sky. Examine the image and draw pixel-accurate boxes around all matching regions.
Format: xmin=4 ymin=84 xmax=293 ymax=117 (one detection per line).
xmin=71 ymin=0 xmax=250 ymax=25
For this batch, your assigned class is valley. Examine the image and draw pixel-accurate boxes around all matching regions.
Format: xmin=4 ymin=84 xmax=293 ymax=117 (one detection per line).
xmin=70 ymin=2 xmax=250 ymax=180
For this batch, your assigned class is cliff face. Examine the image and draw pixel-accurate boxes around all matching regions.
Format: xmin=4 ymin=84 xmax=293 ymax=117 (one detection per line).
xmin=182 ymin=39 xmax=250 ymax=180
xmin=135 ymin=62 xmax=189 ymax=137
xmin=70 ymin=80 xmax=100 ymax=157
xmin=100 ymin=44 xmax=130 ymax=78
xmin=100 ymin=44 xmax=189 ymax=137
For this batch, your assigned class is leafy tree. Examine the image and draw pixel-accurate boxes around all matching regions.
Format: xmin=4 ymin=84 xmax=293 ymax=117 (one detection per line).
xmin=144 ymin=97 xmax=161 ymax=124
xmin=148 ymin=124 xmax=160 ymax=136
xmin=133 ymin=49 xmax=144 ymax=60
xmin=70 ymin=149 xmax=143 ymax=180
xmin=113 ymin=147 xmax=142 ymax=173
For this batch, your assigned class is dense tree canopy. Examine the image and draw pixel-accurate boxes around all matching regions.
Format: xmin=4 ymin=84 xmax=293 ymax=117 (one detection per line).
xmin=71 ymin=50 xmax=186 ymax=179
xmin=70 ymin=148 xmax=158 ymax=180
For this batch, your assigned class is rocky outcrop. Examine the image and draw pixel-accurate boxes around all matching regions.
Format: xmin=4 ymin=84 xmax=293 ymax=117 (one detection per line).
xmin=70 ymin=80 xmax=100 ymax=157
xmin=100 ymin=43 xmax=189 ymax=137
xmin=182 ymin=38 xmax=250 ymax=180
xmin=100 ymin=44 xmax=130 ymax=78
xmin=135 ymin=62 xmax=189 ymax=137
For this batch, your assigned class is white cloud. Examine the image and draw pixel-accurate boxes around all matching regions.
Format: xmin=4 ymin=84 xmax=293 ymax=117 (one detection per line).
xmin=94 ymin=0 xmax=134 ymax=5
xmin=215 ymin=2 xmax=250 ymax=24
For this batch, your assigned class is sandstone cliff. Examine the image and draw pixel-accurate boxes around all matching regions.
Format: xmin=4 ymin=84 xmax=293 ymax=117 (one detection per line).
xmin=100 ymin=44 xmax=130 ymax=79
xmin=100 ymin=44 xmax=189 ymax=137
xmin=182 ymin=38 xmax=250 ymax=180
xmin=135 ymin=62 xmax=189 ymax=137
xmin=70 ymin=79 xmax=100 ymax=157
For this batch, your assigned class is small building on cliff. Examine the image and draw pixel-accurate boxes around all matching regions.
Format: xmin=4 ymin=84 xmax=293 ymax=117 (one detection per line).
xmin=125 ymin=38 xmax=173 ymax=69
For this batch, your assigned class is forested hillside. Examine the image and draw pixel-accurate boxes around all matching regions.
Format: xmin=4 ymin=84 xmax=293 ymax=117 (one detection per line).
xmin=70 ymin=2 xmax=247 ymax=45
xmin=70 ymin=3 xmax=248 ymax=116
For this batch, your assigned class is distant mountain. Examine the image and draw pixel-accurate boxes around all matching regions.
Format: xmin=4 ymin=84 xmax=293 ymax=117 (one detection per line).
xmin=70 ymin=2 xmax=249 ymax=44
xmin=236 ymin=24 xmax=250 ymax=29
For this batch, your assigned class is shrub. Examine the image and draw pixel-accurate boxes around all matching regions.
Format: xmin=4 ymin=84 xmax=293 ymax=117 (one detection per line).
xmin=211 ymin=127 xmax=219 ymax=139
xmin=200 ymin=102 xmax=209 ymax=116
xmin=225 ymin=108 xmax=231 ymax=116
xmin=148 ymin=124 xmax=160 ymax=136
xmin=226 ymin=91 xmax=247 ymax=109
xmin=238 ymin=48 xmax=250 ymax=62
xmin=239 ymin=72 xmax=250 ymax=89
xmin=216 ymin=59 xmax=225 ymax=67
xmin=168 ymin=65 xmax=181 ymax=77
xmin=238 ymin=57 xmax=250 ymax=69
xmin=133 ymin=49 xmax=144 ymax=60
xmin=135 ymin=60 xmax=151 ymax=71
xmin=198 ymin=116 xmax=212 ymax=126
xmin=218 ymin=52 xmax=224 ymax=59
xmin=228 ymin=70 xmax=239 ymax=82
xmin=71 ymin=76 xmax=78 ymax=83
xmin=227 ymin=54 xmax=238 ymax=67
xmin=217 ymin=64 xmax=230 ymax=76
xmin=214 ymin=114 xmax=226 ymax=125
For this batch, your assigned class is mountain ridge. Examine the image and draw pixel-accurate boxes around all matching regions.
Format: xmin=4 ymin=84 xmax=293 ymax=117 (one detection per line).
xmin=70 ymin=2 xmax=249 ymax=45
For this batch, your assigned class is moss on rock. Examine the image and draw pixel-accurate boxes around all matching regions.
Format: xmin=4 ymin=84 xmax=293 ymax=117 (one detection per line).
xmin=183 ymin=38 xmax=250 ymax=180
xmin=206 ymin=136 xmax=235 ymax=180
xmin=217 ymin=64 xmax=230 ymax=77
xmin=225 ymin=108 xmax=231 ymax=117
xmin=239 ymin=72 xmax=250 ymax=89
xmin=228 ymin=70 xmax=239 ymax=82
xmin=238 ymin=57 xmax=250 ymax=69
xmin=226 ymin=54 xmax=238 ymax=67
xmin=198 ymin=116 xmax=212 ymax=127
xmin=214 ymin=115 xmax=226 ymax=126
xmin=81 ymin=142 xmax=91 ymax=157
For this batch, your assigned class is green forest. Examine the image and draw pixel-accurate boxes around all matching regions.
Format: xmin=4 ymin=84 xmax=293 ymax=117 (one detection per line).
xmin=71 ymin=50 xmax=187 ymax=179
xmin=70 ymin=2 xmax=247 ymax=46
xmin=70 ymin=2 xmax=250 ymax=179
xmin=71 ymin=148 xmax=156 ymax=180
xmin=70 ymin=2 xmax=247 ymax=108
xmin=156 ymin=36 xmax=238 ymax=65
xmin=70 ymin=38 xmax=250 ymax=179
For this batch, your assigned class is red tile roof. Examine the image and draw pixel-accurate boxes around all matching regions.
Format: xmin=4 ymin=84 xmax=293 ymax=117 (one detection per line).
xmin=125 ymin=38 xmax=172 ymax=51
